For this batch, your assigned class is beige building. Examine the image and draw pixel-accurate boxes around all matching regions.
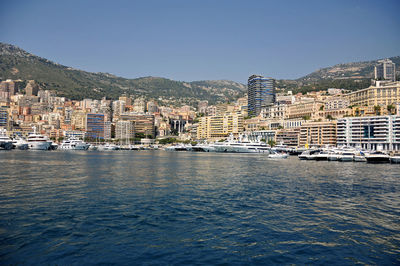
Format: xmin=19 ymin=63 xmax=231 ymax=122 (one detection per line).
xmin=120 ymin=113 xmax=155 ymax=138
xmin=261 ymin=104 xmax=287 ymax=119
xmin=197 ymin=113 xmax=243 ymax=140
xmin=287 ymin=100 xmax=323 ymax=119
xmin=299 ymin=121 xmax=337 ymax=147
xmin=324 ymin=97 xmax=349 ymax=110
xmin=71 ymin=111 xmax=87 ymax=130
xmin=346 ymin=81 xmax=400 ymax=107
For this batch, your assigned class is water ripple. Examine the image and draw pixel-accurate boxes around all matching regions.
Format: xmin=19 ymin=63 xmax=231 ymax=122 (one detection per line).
xmin=0 ymin=151 xmax=399 ymax=265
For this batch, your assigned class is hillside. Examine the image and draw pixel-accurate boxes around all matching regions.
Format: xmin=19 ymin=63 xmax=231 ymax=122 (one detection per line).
xmin=298 ymin=56 xmax=400 ymax=82
xmin=0 ymin=43 xmax=245 ymax=105
xmin=1 ymin=43 xmax=399 ymax=101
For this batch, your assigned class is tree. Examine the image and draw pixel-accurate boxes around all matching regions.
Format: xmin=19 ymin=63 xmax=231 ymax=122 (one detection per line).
xmin=326 ymin=114 xmax=334 ymax=120
xmin=387 ymin=104 xmax=395 ymax=115
xmin=158 ymin=137 xmax=177 ymax=144
xmin=268 ymin=139 xmax=276 ymax=147
xmin=374 ymin=105 xmax=381 ymax=115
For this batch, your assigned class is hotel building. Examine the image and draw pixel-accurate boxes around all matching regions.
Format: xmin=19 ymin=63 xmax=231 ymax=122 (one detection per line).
xmin=346 ymin=81 xmax=400 ymax=107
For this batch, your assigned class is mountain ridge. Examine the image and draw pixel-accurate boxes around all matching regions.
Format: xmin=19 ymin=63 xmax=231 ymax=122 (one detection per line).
xmin=0 ymin=43 xmax=246 ymax=105
xmin=0 ymin=42 xmax=399 ymax=102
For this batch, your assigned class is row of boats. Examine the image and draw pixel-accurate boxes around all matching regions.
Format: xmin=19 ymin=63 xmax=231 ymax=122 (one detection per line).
xmin=164 ymin=134 xmax=400 ymax=164
xmin=2 ymin=130 xmax=400 ymax=163
xmin=0 ymin=129 xmax=158 ymax=151
xmin=298 ymin=147 xmax=400 ymax=164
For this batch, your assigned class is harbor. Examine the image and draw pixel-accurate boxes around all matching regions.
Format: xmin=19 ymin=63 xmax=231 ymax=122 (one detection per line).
xmin=2 ymin=129 xmax=399 ymax=164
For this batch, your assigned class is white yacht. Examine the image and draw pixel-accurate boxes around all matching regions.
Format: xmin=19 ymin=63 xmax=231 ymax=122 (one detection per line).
xmin=59 ymin=137 xmax=90 ymax=150
xmin=327 ymin=151 xmax=340 ymax=161
xmin=268 ymin=151 xmax=288 ymax=159
xmin=0 ymin=129 xmax=13 ymax=150
xmin=298 ymin=149 xmax=318 ymax=160
xmin=338 ymin=151 xmax=355 ymax=162
xmin=11 ymin=136 xmax=29 ymax=150
xmin=98 ymin=143 xmax=119 ymax=151
xmin=164 ymin=144 xmax=189 ymax=151
xmin=26 ymin=128 xmax=51 ymax=150
xmin=212 ymin=134 xmax=270 ymax=154
xmin=353 ymin=151 xmax=367 ymax=162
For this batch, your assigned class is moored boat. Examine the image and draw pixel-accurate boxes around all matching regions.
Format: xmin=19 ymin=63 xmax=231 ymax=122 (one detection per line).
xmin=26 ymin=128 xmax=51 ymax=150
xmin=98 ymin=143 xmax=119 ymax=151
xmin=268 ymin=151 xmax=288 ymax=159
xmin=11 ymin=136 xmax=29 ymax=150
xmin=0 ymin=129 xmax=13 ymax=150
xmin=365 ymin=151 xmax=390 ymax=164
xmin=390 ymin=155 xmax=400 ymax=164
xmin=60 ymin=137 xmax=90 ymax=150
xmin=338 ymin=152 xmax=355 ymax=162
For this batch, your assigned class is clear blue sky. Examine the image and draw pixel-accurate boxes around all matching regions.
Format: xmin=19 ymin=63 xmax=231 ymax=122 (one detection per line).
xmin=1 ymin=0 xmax=399 ymax=83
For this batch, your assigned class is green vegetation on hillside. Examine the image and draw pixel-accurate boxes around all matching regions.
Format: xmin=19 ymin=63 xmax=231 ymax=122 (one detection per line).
xmin=0 ymin=43 xmax=245 ymax=104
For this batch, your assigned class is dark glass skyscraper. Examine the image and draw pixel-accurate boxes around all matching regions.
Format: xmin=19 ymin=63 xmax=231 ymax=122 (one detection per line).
xmin=247 ymin=75 xmax=275 ymax=117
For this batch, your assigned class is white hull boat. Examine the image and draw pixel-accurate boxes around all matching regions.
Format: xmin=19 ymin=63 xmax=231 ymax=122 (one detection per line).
xmin=0 ymin=129 xmax=13 ymax=150
xmin=60 ymin=138 xmax=90 ymax=150
xmin=268 ymin=152 xmax=288 ymax=159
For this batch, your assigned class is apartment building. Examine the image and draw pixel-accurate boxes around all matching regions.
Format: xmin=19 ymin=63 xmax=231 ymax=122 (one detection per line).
xmin=287 ymin=100 xmax=323 ymax=119
xmin=197 ymin=113 xmax=243 ymax=140
xmin=276 ymin=128 xmax=301 ymax=147
xmin=337 ymin=115 xmax=400 ymax=151
xmin=299 ymin=121 xmax=337 ymax=147
xmin=116 ymin=120 xmax=135 ymax=141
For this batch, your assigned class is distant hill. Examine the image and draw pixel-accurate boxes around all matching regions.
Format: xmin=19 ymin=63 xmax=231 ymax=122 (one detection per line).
xmin=1 ymin=42 xmax=399 ymax=101
xmin=298 ymin=56 xmax=400 ymax=82
xmin=280 ymin=56 xmax=400 ymax=94
xmin=0 ymin=43 xmax=246 ymax=105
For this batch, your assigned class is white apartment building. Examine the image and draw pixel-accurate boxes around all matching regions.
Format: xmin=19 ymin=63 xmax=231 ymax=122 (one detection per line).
xmin=324 ymin=97 xmax=349 ymax=110
xmin=261 ymin=104 xmax=287 ymax=119
xmin=337 ymin=115 xmax=400 ymax=151
xmin=116 ymin=120 xmax=135 ymax=141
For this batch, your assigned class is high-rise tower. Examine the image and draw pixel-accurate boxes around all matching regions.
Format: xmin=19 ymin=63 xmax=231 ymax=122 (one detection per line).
xmin=375 ymin=59 xmax=396 ymax=82
xmin=247 ymin=75 xmax=275 ymax=117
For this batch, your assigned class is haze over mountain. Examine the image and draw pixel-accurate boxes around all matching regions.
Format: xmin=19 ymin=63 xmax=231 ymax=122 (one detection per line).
xmin=0 ymin=43 xmax=399 ymax=104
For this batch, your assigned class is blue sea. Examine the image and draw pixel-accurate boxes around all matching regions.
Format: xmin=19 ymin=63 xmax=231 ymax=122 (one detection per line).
xmin=1 ymin=150 xmax=399 ymax=265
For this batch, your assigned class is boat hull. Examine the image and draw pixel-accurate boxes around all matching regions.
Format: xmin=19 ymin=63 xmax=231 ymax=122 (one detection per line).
xmin=390 ymin=157 xmax=400 ymax=164
xmin=0 ymin=142 xmax=13 ymax=150
xmin=366 ymin=157 xmax=390 ymax=163
xmin=28 ymin=142 xmax=51 ymax=150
